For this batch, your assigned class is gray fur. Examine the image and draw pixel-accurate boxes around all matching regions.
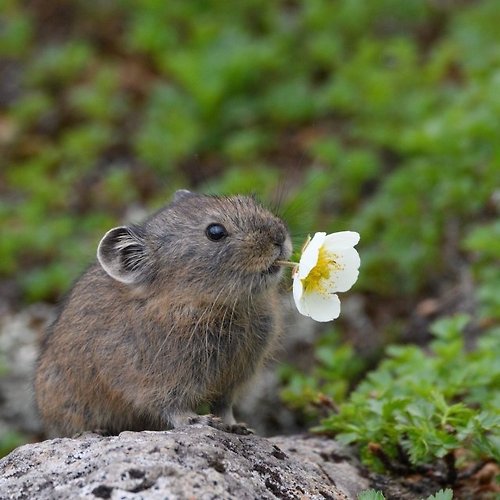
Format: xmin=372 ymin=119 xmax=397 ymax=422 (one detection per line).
xmin=35 ymin=193 xmax=292 ymax=436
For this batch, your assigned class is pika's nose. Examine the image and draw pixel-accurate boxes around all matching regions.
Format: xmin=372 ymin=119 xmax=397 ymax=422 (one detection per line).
xmin=272 ymin=226 xmax=292 ymax=258
xmin=259 ymin=220 xmax=290 ymax=255
xmin=273 ymin=235 xmax=284 ymax=248
xmin=271 ymin=225 xmax=287 ymax=247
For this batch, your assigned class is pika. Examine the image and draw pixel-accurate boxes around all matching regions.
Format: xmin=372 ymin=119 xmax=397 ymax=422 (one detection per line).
xmin=35 ymin=190 xmax=292 ymax=437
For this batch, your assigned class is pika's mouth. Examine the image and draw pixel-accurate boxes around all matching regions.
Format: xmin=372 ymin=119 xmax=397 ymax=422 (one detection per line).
xmin=262 ymin=238 xmax=292 ymax=277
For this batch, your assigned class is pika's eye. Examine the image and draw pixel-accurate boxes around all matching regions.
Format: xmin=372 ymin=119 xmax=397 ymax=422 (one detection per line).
xmin=205 ymin=223 xmax=228 ymax=241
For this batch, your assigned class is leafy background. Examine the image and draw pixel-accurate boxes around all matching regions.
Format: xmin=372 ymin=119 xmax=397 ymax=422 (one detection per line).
xmin=1 ymin=0 xmax=499 ymax=497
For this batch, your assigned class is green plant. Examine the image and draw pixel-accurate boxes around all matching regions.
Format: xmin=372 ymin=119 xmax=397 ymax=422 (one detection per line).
xmin=358 ymin=490 xmax=386 ymax=500
xmin=1 ymin=0 xmax=33 ymax=57
xmin=2 ymin=0 xmax=499 ymax=305
xmin=280 ymin=329 xmax=365 ymax=421
xmin=463 ymin=221 xmax=500 ymax=321
xmin=0 ymin=431 xmax=28 ymax=458
xmin=427 ymin=490 xmax=454 ymax=500
xmin=318 ymin=315 xmax=500 ymax=478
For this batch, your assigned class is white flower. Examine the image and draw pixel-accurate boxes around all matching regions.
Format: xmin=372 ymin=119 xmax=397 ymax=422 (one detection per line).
xmin=292 ymin=231 xmax=360 ymax=322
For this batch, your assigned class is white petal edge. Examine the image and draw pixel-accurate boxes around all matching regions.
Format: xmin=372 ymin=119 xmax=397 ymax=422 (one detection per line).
xmin=323 ymin=247 xmax=361 ymax=293
xmin=301 ymin=291 xmax=341 ymax=322
xmin=292 ymin=275 xmax=308 ymax=316
xmin=297 ymin=232 xmax=326 ymax=279
xmin=323 ymin=231 xmax=360 ymax=251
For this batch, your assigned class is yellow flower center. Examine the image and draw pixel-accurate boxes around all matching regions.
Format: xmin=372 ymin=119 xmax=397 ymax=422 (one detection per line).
xmin=302 ymin=247 xmax=339 ymax=294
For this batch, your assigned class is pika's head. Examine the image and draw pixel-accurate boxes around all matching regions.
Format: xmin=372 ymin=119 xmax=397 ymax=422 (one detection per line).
xmin=97 ymin=190 xmax=292 ymax=301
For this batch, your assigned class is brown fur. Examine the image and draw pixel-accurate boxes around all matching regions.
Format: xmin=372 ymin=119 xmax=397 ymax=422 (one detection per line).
xmin=35 ymin=192 xmax=292 ymax=436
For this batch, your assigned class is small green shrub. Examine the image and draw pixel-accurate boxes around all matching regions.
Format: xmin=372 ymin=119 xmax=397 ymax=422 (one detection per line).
xmin=358 ymin=490 xmax=387 ymax=500
xmin=0 ymin=0 xmax=33 ymax=57
xmin=280 ymin=329 xmax=365 ymax=421
xmin=25 ymin=41 xmax=93 ymax=87
xmin=318 ymin=315 xmax=500 ymax=474
xmin=463 ymin=221 xmax=500 ymax=321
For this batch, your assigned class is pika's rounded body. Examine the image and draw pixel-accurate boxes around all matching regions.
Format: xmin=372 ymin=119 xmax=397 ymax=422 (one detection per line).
xmin=35 ymin=192 xmax=292 ymax=436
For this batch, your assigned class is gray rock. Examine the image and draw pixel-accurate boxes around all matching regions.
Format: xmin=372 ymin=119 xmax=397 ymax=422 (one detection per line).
xmin=0 ymin=425 xmax=369 ymax=499
xmin=0 ymin=304 xmax=55 ymax=435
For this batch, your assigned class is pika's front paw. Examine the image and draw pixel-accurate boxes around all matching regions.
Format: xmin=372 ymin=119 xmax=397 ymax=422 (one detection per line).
xmin=228 ymin=422 xmax=254 ymax=435
xmin=188 ymin=414 xmax=225 ymax=429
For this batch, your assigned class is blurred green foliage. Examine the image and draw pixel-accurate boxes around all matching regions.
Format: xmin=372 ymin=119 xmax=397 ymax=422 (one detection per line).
xmin=1 ymin=0 xmax=498 ymax=305
xmin=1 ymin=0 xmax=499 ymax=482
xmin=0 ymin=431 xmax=27 ymax=458
xmin=280 ymin=329 xmax=366 ymax=419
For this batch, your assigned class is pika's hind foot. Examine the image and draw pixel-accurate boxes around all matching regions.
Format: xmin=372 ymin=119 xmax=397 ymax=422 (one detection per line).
xmin=187 ymin=414 xmax=253 ymax=435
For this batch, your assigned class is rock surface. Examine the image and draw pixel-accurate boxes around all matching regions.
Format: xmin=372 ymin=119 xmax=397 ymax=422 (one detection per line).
xmin=0 ymin=425 xmax=369 ymax=499
xmin=0 ymin=304 xmax=55 ymax=437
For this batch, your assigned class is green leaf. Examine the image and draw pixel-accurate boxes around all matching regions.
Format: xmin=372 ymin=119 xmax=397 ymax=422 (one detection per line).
xmin=357 ymin=490 xmax=386 ymax=500
xmin=426 ymin=489 xmax=453 ymax=500
xmin=430 ymin=315 xmax=470 ymax=342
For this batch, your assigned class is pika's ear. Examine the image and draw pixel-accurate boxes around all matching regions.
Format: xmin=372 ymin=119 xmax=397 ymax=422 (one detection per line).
xmin=97 ymin=226 xmax=147 ymax=284
xmin=173 ymin=189 xmax=194 ymax=202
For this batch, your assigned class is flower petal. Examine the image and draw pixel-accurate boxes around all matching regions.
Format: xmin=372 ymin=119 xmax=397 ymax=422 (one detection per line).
xmin=297 ymin=232 xmax=326 ymax=279
xmin=302 ymin=291 xmax=341 ymax=322
xmin=292 ymin=275 xmax=308 ymax=316
xmin=323 ymin=231 xmax=360 ymax=251
xmin=323 ymin=247 xmax=360 ymax=293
